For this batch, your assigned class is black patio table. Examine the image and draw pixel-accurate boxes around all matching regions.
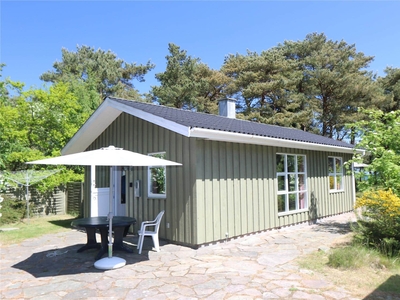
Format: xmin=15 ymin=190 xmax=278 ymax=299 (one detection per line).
xmin=71 ymin=216 xmax=136 ymax=260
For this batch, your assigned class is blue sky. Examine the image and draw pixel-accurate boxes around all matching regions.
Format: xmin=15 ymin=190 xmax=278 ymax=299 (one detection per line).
xmin=1 ymin=1 xmax=399 ymax=95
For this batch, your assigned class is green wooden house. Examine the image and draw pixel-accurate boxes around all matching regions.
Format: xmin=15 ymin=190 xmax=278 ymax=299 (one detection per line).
xmin=62 ymin=97 xmax=361 ymax=248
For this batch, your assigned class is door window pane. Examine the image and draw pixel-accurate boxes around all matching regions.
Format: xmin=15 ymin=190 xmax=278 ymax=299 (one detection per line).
xmin=289 ymin=194 xmax=296 ymax=211
xmin=329 ymin=156 xmax=344 ymax=191
xmin=297 ymin=156 xmax=305 ymax=172
xmin=287 ymin=155 xmax=295 ymax=172
xmin=148 ymin=152 xmax=167 ymax=198
xmin=276 ymin=155 xmax=285 ymax=173
xmin=288 ymin=174 xmax=296 ymax=192
xmin=336 ymin=175 xmax=343 ymax=190
xmin=278 ymin=176 xmax=286 ymax=191
xmin=278 ymin=195 xmax=286 ymax=213
xmin=298 ymin=174 xmax=305 ymax=191
xmin=298 ymin=192 xmax=306 ymax=209
xmin=328 ymin=157 xmax=334 ymax=173
xmin=336 ymin=158 xmax=343 ymax=173
xmin=329 ymin=175 xmax=335 ymax=189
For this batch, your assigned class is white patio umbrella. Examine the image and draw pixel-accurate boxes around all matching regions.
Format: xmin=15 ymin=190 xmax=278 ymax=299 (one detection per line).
xmin=27 ymin=145 xmax=181 ymax=270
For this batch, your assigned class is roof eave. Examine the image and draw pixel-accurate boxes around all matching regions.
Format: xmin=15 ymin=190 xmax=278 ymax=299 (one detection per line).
xmin=190 ymin=127 xmax=363 ymax=154
xmin=62 ymin=98 xmax=190 ymax=155
xmin=62 ymin=99 xmax=122 ymax=155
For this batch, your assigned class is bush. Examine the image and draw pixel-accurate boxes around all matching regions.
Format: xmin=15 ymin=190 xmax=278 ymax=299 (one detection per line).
xmin=354 ymin=189 xmax=400 ymax=257
xmin=328 ymin=246 xmax=366 ymax=269
xmin=0 ymin=195 xmax=26 ymax=225
xmin=328 ymin=245 xmax=399 ymax=270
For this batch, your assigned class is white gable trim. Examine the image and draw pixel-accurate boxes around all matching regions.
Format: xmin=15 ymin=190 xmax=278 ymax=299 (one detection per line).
xmin=62 ymin=102 xmax=122 ymax=155
xmin=63 ymin=98 xmax=360 ymax=155
xmin=189 ymin=127 xmax=362 ymax=154
xmin=62 ymin=98 xmax=190 ymax=155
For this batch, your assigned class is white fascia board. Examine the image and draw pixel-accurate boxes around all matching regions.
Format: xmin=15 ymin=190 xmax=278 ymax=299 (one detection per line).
xmin=190 ymin=127 xmax=363 ymax=154
xmin=62 ymin=98 xmax=190 ymax=155
xmin=108 ymin=100 xmax=190 ymax=137
xmin=62 ymin=102 xmax=122 ymax=155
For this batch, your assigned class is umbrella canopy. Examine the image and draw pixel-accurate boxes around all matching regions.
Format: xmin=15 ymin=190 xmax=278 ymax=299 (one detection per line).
xmin=27 ymin=145 xmax=181 ymax=167
xmin=26 ymin=145 xmax=181 ymax=270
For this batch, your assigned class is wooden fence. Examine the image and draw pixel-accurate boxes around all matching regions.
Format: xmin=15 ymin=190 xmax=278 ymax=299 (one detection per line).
xmin=1 ymin=182 xmax=84 ymax=217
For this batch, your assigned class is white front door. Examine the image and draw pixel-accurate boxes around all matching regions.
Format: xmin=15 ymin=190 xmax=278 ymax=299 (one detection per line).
xmin=114 ymin=167 xmax=126 ymax=216
xmin=90 ymin=166 xmax=127 ymax=217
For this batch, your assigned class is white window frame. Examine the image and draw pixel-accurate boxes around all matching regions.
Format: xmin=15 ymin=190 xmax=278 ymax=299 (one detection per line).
xmin=148 ymin=152 xmax=167 ymax=199
xmin=328 ymin=156 xmax=344 ymax=192
xmin=276 ymin=153 xmax=308 ymax=215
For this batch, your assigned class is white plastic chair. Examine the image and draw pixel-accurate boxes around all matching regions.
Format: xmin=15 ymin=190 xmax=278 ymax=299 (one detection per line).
xmin=137 ymin=210 xmax=165 ymax=254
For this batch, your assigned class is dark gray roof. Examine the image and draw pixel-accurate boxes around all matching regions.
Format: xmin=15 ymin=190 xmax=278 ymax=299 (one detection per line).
xmin=110 ymin=97 xmax=354 ymax=149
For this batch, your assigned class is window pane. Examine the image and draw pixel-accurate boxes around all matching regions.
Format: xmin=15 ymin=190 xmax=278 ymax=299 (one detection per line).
xmin=289 ymin=194 xmax=296 ymax=211
xmin=297 ymin=156 xmax=305 ymax=172
xmin=336 ymin=175 xmax=343 ymax=190
xmin=149 ymin=152 xmax=167 ymax=197
xmin=288 ymin=174 xmax=296 ymax=192
xmin=298 ymin=192 xmax=306 ymax=209
xmin=298 ymin=174 xmax=305 ymax=191
xmin=329 ymin=175 xmax=335 ymax=189
xmin=276 ymin=155 xmax=285 ymax=173
xmin=278 ymin=176 xmax=286 ymax=191
xmin=278 ymin=195 xmax=286 ymax=212
xmin=277 ymin=154 xmax=308 ymax=213
xmin=335 ymin=158 xmax=343 ymax=173
xmin=287 ymin=155 xmax=295 ymax=172
xmin=328 ymin=157 xmax=334 ymax=173
xmin=150 ymin=167 xmax=166 ymax=194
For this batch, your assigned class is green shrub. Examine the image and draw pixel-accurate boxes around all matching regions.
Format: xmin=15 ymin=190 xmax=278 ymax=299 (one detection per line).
xmin=328 ymin=246 xmax=366 ymax=269
xmin=0 ymin=195 xmax=26 ymax=225
xmin=328 ymin=245 xmax=399 ymax=270
xmin=354 ymin=189 xmax=400 ymax=257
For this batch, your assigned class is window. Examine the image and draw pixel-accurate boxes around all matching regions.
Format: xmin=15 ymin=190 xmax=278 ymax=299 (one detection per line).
xmin=276 ymin=154 xmax=307 ymax=214
xmin=148 ymin=152 xmax=167 ymax=198
xmin=328 ymin=156 xmax=343 ymax=191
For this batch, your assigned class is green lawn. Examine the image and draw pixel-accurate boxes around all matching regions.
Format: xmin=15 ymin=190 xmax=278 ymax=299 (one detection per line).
xmin=0 ymin=214 xmax=78 ymax=245
xmin=297 ymin=238 xmax=400 ymax=298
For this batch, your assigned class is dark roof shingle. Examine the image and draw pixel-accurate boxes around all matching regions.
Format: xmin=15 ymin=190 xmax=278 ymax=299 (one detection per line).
xmin=111 ymin=97 xmax=354 ymax=149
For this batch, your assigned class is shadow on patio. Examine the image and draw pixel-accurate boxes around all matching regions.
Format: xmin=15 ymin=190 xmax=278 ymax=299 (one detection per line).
xmin=11 ymin=233 xmax=166 ymax=278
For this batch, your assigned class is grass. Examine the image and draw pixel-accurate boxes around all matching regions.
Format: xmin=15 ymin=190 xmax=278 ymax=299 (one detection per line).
xmin=0 ymin=214 xmax=79 ymax=245
xmin=297 ymin=235 xmax=400 ymax=299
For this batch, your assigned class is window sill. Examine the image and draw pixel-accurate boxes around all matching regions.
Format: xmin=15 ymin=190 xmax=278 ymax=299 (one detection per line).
xmin=278 ymin=208 xmax=308 ymax=217
xmin=147 ymin=194 xmax=167 ymax=199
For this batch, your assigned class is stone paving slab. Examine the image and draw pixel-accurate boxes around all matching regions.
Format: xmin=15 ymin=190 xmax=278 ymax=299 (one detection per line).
xmin=0 ymin=212 xmax=390 ymax=299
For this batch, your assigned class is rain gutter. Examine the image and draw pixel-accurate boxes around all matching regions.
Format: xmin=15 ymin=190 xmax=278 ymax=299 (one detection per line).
xmin=189 ymin=127 xmax=364 ymax=155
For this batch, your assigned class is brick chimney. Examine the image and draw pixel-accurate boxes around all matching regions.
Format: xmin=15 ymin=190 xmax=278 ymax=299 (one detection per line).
xmin=218 ymin=98 xmax=236 ymax=119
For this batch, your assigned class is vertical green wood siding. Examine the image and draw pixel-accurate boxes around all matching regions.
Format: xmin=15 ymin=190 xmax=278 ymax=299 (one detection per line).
xmin=82 ymin=112 xmax=354 ymax=247
xmin=85 ymin=113 xmax=197 ymax=245
xmin=195 ymin=141 xmax=354 ymax=245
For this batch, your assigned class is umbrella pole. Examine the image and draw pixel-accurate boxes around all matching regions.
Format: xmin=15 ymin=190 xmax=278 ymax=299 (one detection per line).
xmin=94 ymin=166 xmax=126 ymax=270
xmin=108 ymin=166 xmax=114 ymax=258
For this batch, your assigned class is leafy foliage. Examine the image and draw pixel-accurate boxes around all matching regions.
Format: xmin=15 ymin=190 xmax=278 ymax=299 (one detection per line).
xmin=377 ymin=67 xmax=400 ymax=111
xmin=41 ymin=45 xmax=154 ymax=101
xmin=0 ymin=195 xmax=26 ymax=225
xmin=351 ymin=109 xmax=400 ymax=194
xmin=0 ymin=69 xmax=86 ymax=191
xmin=283 ymin=33 xmax=385 ymax=141
xmin=222 ymin=33 xmax=383 ymax=141
xmin=151 ymin=43 xmax=229 ymax=113
xmin=223 ymin=48 xmax=308 ymax=126
xmin=1 ymin=82 xmax=89 ymax=170
xmin=354 ymin=189 xmax=400 ymax=257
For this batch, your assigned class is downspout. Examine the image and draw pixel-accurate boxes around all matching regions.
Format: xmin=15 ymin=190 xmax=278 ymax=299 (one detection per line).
xmin=351 ymin=162 xmax=356 ymax=208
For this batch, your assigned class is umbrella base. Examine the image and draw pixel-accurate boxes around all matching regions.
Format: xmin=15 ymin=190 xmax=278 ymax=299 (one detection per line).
xmin=94 ymin=256 xmax=126 ymax=270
